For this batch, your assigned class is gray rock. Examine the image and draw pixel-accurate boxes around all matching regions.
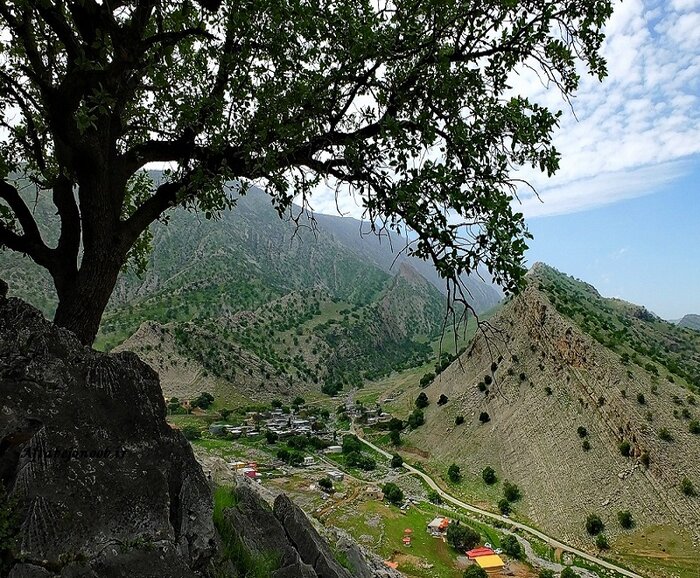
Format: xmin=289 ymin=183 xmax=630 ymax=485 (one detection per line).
xmin=273 ymin=494 xmax=352 ymax=578
xmin=0 ymin=296 xmax=216 ymax=577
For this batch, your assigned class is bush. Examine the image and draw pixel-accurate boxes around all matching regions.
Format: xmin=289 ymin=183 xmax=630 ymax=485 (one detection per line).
xmin=539 ymin=570 xmax=555 ymax=578
xmin=482 ymin=466 xmax=497 ymax=485
xmin=636 ymin=392 xmax=646 ymax=405
xmin=427 ymin=490 xmax=442 ymax=504
xmin=619 ymin=440 xmax=631 ymax=457
xmin=419 ymin=372 xmax=435 ymax=388
xmin=503 ymin=481 xmax=521 ymax=502
xmin=582 ymin=440 xmax=591 ymax=451
xmin=265 ymin=430 xmax=278 ymax=444
xmin=389 ymin=429 xmax=401 ymax=446
xmin=388 ymin=417 xmax=404 ymax=431
xmin=577 ymin=426 xmax=588 ymax=438
xmin=680 ymin=477 xmax=696 ymax=496
xmin=415 ymin=392 xmax=429 ymax=409
xmin=498 ymin=498 xmax=511 ymax=515
xmin=455 ymin=415 xmax=465 ymax=425
xmin=181 ymin=424 xmax=202 ymax=440
xmin=585 ymin=513 xmax=604 ymax=535
xmin=446 ymin=522 xmax=480 ymax=551
xmin=346 ymin=451 xmax=376 ymax=471
xmin=640 ymin=452 xmax=650 ymax=468
xmin=617 ymin=510 xmax=634 ymax=529
xmin=407 ymin=408 xmax=425 ymax=428
xmin=477 ymin=382 xmax=487 ymax=392
xmin=342 ymin=434 xmax=362 ymax=454
xmin=447 ymin=463 xmax=462 ymax=483
xmin=658 ymin=428 xmax=673 ymax=442
xmin=437 ymin=394 xmax=449 ymax=406
xmin=501 ymin=534 xmax=522 ymax=559
xmin=689 ymin=420 xmax=700 ymax=435
xmin=478 ymin=412 xmax=491 ymax=424
xmin=560 ymin=568 xmax=578 ymax=578
xmin=318 ymin=477 xmax=333 ymax=492
xmin=382 ymin=482 xmax=404 ymax=505
xmin=544 ymin=386 xmax=552 ymax=396
xmin=463 ymin=566 xmax=488 ymax=578
xmin=484 ymin=375 xmax=493 ymax=386
xmin=391 ymin=454 xmax=404 ymax=468
xmin=595 ymin=534 xmax=609 ymax=550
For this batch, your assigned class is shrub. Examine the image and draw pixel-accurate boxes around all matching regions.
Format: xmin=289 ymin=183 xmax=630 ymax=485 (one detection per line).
xmin=477 ymin=382 xmax=487 ymax=392
xmin=640 ymin=452 xmax=650 ymax=468
xmin=346 ymin=452 xmax=376 ymax=471
xmin=420 ymin=372 xmax=435 ymax=388
xmin=585 ymin=514 xmax=604 ymax=535
xmin=658 ymin=428 xmax=673 ymax=442
xmin=446 ymin=522 xmax=480 ymax=551
xmin=342 ymin=434 xmax=362 ymax=454
xmin=318 ymin=477 xmax=333 ymax=492
xmin=617 ymin=510 xmax=634 ymax=529
xmin=389 ymin=429 xmax=401 ymax=446
xmin=478 ymin=412 xmax=491 ymax=424
xmin=388 ymin=417 xmax=404 ymax=431
xmin=463 ymin=565 xmax=488 ymax=578
xmin=437 ymin=394 xmax=449 ymax=406
xmin=503 ymin=481 xmax=521 ymax=502
xmin=619 ymin=441 xmax=631 ymax=457
xmin=382 ymin=482 xmax=404 ymax=505
xmin=415 ymin=392 xmax=429 ymax=409
xmin=427 ymin=490 xmax=442 ymax=504
xmin=544 ymin=386 xmax=552 ymax=396
xmin=181 ymin=424 xmax=202 ymax=440
xmin=391 ymin=454 xmax=403 ymax=468
xmin=498 ymin=498 xmax=511 ymax=515
xmin=560 ymin=568 xmax=578 ymax=578
xmin=595 ymin=534 xmax=609 ymax=550
xmin=582 ymin=440 xmax=591 ymax=451
xmin=447 ymin=463 xmax=462 ymax=483
xmin=265 ymin=430 xmax=278 ymax=444
xmin=680 ymin=477 xmax=696 ymax=496
xmin=501 ymin=534 xmax=523 ymax=559
xmin=484 ymin=375 xmax=493 ymax=386
xmin=539 ymin=570 xmax=555 ymax=578
xmin=689 ymin=420 xmax=700 ymax=435
xmin=636 ymin=392 xmax=646 ymax=405
xmin=407 ymin=408 xmax=425 ymax=428
xmin=482 ymin=466 xmax=497 ymax=485
xmin=455 ymin=415 xmax=465 ymax=425
xmin=577 ymin=426 xmax=588 ymax=438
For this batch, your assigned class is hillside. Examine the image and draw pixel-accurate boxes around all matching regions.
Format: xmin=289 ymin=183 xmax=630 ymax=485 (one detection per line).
xmin=384 ymin=264 xmax=700 ymax=576
xmin=678 ymin=314 xmax=700 ymax=332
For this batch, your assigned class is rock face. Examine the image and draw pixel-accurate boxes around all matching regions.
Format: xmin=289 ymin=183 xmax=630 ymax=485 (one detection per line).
xmin=0 ymin=291 xmax=216 ymax=577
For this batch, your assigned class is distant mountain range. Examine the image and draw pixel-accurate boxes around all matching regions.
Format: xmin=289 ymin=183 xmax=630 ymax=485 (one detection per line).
xmin=678 ymin=314 xmax=700 ymax=332
xmin=0 ymin=181 xmax=501 ymax=402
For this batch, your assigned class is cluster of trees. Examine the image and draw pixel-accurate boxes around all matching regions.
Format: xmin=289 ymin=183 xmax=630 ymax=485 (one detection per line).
xmin=382 ymin=483 xmax=404 ymax=505
xmin=341 ymin=435 xmax=376 ymax=471
xmin=447 ymin=464 xmax=462 ymax=483
xmin=446 ymin=522 xmax=479 ymax=551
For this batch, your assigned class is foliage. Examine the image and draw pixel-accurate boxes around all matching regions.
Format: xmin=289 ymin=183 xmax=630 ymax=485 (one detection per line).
xmin=342 ymin=435 xmax=362 ymax=454
xmin=265 ymin=430 xmax=279 ymax=445
xmin=478 ymin=412 xmax=491 ymax=424
xmin=539 ymin=570 xmax=555 ymax=578
xmin=680 ymin=478 xmax=696 ymax=497
xmin=501 ymin=535 xmax=522 ymax=559
xmin=181 ymin=425 xmax=202 ymax=441
xmin=619 ymin=441 xmax=631 ymax=457
xmin=437 ymin=394 xmax=449 ymax=406
xmin=446 ymin=522 xmax=480 ymax=552
xmin=617 ymin=510 xmax=634 ymax=529
xmin=346 ymin=452 xmax=376 ymax=471
xmin=382 ymin=482 xmax=404 ymax=505
xmin=447 ymin=463 xmax=462 ymax=483
xmin=658 ymin=428 xmax=673 ymax=442
xmin=497 ymin=499 xmax=511 ymax=515
xmin=582 ymin=440 xmax=591 ymax=451
xmin=389 ymin=429 xmax=402 ymax=446
xmin=391 ymin=454 xmax=404 ymax=468
xmin=482 ymin=466 xmax=497 ymax=485
xmin=689 ymin=420 xmax=700 ymax=435
xmin=0 ymin=0 xmax=615 ymax=345
xmin=192 ymin=392 xmax=215 ymax=409
xmin=577 ymin=426 xmax=588 ymax=438
xmin=455 ymin=415 xmax=465 ymax=425
xmin=407 ymin=408 xmax=425 ymax=429
xmin=595 ymin=534 xmax=609 ymax=550
xmin=585 ymin=514 xmax=604 ymax=535
xmin=427 ymin=490 xmax=442 ymax=504
xmin=560 ymin=568 xmax=578 ymax=578
xmin=463 ymin=566 xmax=488 ymax=578
xmin=503 ymin=481 xmax=521 ymax=502
xmin=318 ymin=478 xmax=333 ymax=492
xmin=415 ymin=392 xmax=430 ymax=409
xmin=388 ymin=418 xmax=404 ymax=431
xmin=420 ymin=372 xmax=435 ymax=388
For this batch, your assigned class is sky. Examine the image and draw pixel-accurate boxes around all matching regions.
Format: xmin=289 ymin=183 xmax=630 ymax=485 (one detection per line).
xmin=309 ymin=0 xmax=700 ymax=320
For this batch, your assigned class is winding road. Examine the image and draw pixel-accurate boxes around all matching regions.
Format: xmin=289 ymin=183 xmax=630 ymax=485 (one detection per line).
xmin=352 ymin=429 xmax=645 ymax=578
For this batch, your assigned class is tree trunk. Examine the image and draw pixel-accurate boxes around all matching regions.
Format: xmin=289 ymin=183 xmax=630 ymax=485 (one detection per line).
xmin=53 ymin=249 xmax=124 ymax=346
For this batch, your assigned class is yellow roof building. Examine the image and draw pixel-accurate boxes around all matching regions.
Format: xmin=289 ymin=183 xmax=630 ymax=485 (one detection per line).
xmin=475 ymin=554 xmax=505 ymax=572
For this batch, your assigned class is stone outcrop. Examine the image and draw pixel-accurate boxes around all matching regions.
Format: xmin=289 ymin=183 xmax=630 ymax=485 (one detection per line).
xmin=0 ymin=290 xmax=216 ymax=577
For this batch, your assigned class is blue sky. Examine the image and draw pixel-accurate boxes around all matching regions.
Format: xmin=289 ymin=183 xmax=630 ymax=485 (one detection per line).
xmin=524 ymin=159 xmax=700 ymax=320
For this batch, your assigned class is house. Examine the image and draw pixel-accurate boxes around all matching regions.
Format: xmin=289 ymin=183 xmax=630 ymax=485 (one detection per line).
xmin=324 ymin=445 xmax=343 ymax=454
xmin=474 ymin=555 xmax=505 ymax=573
xmin=427 ymin=517 xmax=450 ymax=536
xmin=241 ymin=467 xmax=261 ymax=480
xmin=302 ymin=456 xmax=315 ymax=466
xmin=466 ymin=547 xmax=495 ymax=559
xmin=365 ymin=486 xmax=384 ymax=500
xmin=327 ymin=470 xmax=344 ymax=482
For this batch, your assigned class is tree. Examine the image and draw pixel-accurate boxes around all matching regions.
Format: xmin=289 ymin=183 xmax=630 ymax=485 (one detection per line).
xmin=0 ymin=1 xmax=614 ymax=345
xmin=318 ymin=477 xmax=333 ymax=492
xmin=482 ymin=466 xmax=497 ymax=485
xmin=689 ymin=420 xmax=700 ymax=435
xmin=407 ymin=409 xmax=425 ymax=429
xmin=292 ymin=396 xmax=306 ymax=408
xmin=560 ymin=568 xmax=578 ymax=578
xmin=539 ymin=570 xmax=554 ymax=578
xmin=382 ymin=482 xmax=404 ymax=505
xmin=498 ymin=499 xmax=511 ymax=515
xmin=463 ymin=566 xmax=488 ymax=578
xmin=181 ymin=424 xmax=201 ymax=441
xmin=219 ymin=407 xmax=232 ymax=420
xmin=503 ymin=481 xmax=521 ymax=502
xmin=455 ymin=415 xmax=465 ymax=425
xmin=577 ymin=426 xmax=588 ymax=438
xmin=595 ymin=534 xmax=609 ymax=550
xmin=619 ymin=440 xmax=631 ymax=457
xmin=680 ymin=477 xmax=696 ymax=497
xmin=389 ymin=429 xmax=402 ymax=446
xmin=416 ymin=392 xmax=430 ymax=409
xmin=617 ymin=510 xmax=634 ymax=529
xmin=478 ymin=412 xmax=491 ymax=424
xmin=437 ymin=394 xmax=449 ymax=406
xmin=446 ymin=522 xmax=480 ymax=551
xmin=265 ymin=430 xmax=279 ymax=445
xmin=388 ymin=418 xmax=404 ymax=431
xmin=501 ymin=535 xmax=522 ymax=559
xmin=427 ymin=490 xmax=442 ymax=504
xmin=342 ymin=434 xmax=362 ymax=454
xmin=447 ymin=463 xmax=462 ymax=483
xmin=391 ymin=454 xmax=404 ymax=468
xmin=585 ymin=514 xmax=604 ymax=535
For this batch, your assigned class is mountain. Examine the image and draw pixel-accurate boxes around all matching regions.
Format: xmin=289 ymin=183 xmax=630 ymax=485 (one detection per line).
xmin=0 ymin=182 xmax=501 ymax=402
xmin=386 ymin=263 xmax=700 ymax=574
xmin=678 ymin=314 xmax=700 ymax=332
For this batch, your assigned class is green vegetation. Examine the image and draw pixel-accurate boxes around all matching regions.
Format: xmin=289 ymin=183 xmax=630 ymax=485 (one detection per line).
xmin=577 ymin=426 xmax=588 ymax=438
xmin=482 ymin=467 xmax=497 ymax=485
xmin=501 ymin=535 xmax=523 ymax=559
xmin=428 ymin=490 xmax=443 ymax=504
xmin=595 ymin=534 xmax=609 ymax=550
xmin=538 ymin=570 xmax=555 ymax=578
xmin=680 ymin=478 xmax=696 ymax=497
xmin=391 ymin=454 xmax=404 ymax=468
xmin=181 ymin=424 xmax=202 ymax=441
xmin=446 ymin=522 xmax=480 ymax=551
xmin=318 ymin=478 xmax=333 ymax=492
xmin=560 ymin=568 xmax=577 ymax=578
xmin=382 ymin=483 xmax=404 ymax=505
xmin=447 ymin=464 xmax=462 ymax=483
xmin=408 ymin=408 xmax=425 ymax=429
xmin=585 ymin=513 xmax=604 ymax=535
xmin=416 ymin=392 xmax=430 ymax=409
xmin=497 ymin=499 xmax=511 ymax=515
xmin=463 ymin=566 xmax=488 ymax=578
xmin=455 ymin=415 xmax=465 ymax=425
xmin=619 ymin=441 xmax=631 ymax=457
xmin=503 ymin=481 xmax=521 ymax=502
xmin=478 ymin=412 xmax=490 ymax=424
xmin=618 ymin=510 xmax=634 ymax=529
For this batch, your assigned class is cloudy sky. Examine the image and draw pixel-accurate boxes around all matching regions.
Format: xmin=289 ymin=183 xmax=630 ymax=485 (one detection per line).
xmin=311 ymin=0 xmax=700 ymax=319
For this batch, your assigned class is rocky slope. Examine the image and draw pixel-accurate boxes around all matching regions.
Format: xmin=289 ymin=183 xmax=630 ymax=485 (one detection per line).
xmin=400 ymin=264 xmax=700 ymax=549
xmin=678 ymin=314 xmax=700 ymax=331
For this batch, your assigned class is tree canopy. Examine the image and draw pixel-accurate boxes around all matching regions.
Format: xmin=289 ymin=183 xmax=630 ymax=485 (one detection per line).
xmin=0 ymin=0 xmax=613 ymax=344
